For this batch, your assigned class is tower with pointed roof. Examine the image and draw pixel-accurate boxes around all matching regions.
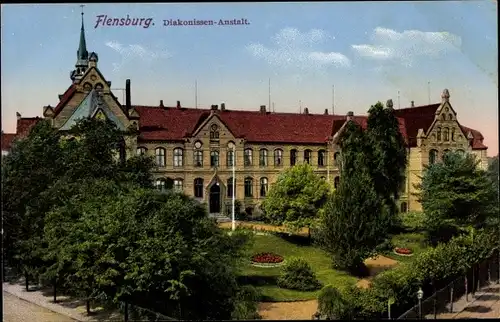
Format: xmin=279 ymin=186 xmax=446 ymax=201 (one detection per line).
xmin=70 ymin=6 xmax=89 ymax=82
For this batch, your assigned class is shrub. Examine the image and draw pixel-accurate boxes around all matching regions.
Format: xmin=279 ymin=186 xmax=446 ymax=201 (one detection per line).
xmin=399 ymin=211 xmax=426 ymax=231
xmin=231 ymin=285 xmax=261 ymax=320
xmin=277 ymin=257 xmax=321 ymax=291
xmin=317 ymin=285 xmax=348 ymax=319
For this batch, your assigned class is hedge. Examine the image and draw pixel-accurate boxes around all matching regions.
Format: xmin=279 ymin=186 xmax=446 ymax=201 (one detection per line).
xmin=319 ymin=228 xmax=499 ymax=319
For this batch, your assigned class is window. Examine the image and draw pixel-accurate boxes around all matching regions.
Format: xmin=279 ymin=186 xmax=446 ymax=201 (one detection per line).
xmin=136 ymin=147 xmax=147 ymax=156
xmin=244 ymin=177 xmax=253 ymax=197
xmin=334 ymin=152 xmax=341 ymax=167
xmin=429 ymin=149 xmax=438 ymax=164
xmin=194 ymin=178 xmax=204 ymax=198
xmin=437 ymin=128 xmax=441 ymax=141
xmin=244 ymin=149 xmax=253 ymax=166
xmin=174 ymin=179 xmax=183 ymax=191
xmin=227 ymin=177 xmax=235 ymax=197
xmin=260 ymin=177 xmax=268 ymax=197
xmin=441 ymin=114 xmax=446 ymax=120
xmin=448 ymin=114 xmax=453 ymax=120
xmin=334 ymin=176 xmax=340 ymax=189
xmin=443 ymin=128 xmax=449 ymax=141
xmin=173 ymin=148 xmax=184 ymax=167
xmin=155 ymin=148 xmax=166 ymax=167
xmin=400 ymin=202 xmax=408 ymax=213
xmin=451 ymin=129 xmax=455 ymax=141
xmin=210 ymin=151 xmax=220 ymax=167
xmin=259 ymin=149 xmax=268 ymax=166
xmin=401 ymin=176 xmax=406 ymax=193
xmin=227 ymin=149 xmax=234 ymax=167
xmin=274 ymin=149 xmax=283 ymax=166
xmin=318 ymin=150 xmax=325 ymax=166
xmin=290 ymin=149 xmax=298 ymax=166
xmin=304 ymin=149 xmax=312 ymax=164
xmin=210 ymin=124 xmax=219 ymax=140
xmin=194 ymin=150 xmax=203 ymax=167
xmin=156 ymin=178 xmax=166 ymax=191
xmin=443 ymin=149 xmax=450 ymax=161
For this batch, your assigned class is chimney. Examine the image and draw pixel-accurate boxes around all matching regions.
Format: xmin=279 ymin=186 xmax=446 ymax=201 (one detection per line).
xmin=16 ymin=112 xmax=22 ymax=120
xmin=411 ymin=101 xmax=415 ymax=107
xmin=221 ymin=103 xmax=226 ymax=111
xmin=324 ymin=109 xmax=329 ymax=115
xmin=159 ymin=100 xmax=164 ymax=108
xmin=347 ymin=111 xmax=354 ymax=121
xmin=211 ymin=104 xmax=218 ymax=110
xmin=386 ymin=99 xmax=393 ymax=109
xmin=125 ymin=79 xmax=131 ymax=111
xmin=176 ymin=101 xmax=181 ymax=109
xmin=260 ymin=105 xmax=266 ymax=114
xmin=303 ymin=107 xmax=309 ymax=115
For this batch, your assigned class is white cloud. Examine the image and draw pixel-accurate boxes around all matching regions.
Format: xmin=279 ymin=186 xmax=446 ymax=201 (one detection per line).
xmin=246 ymin=28 xmax=351 ymax=70
xmin=105 ymin=41 xmax=171 ymax=72
xmin=352 ymin=27 xmax=461 ymax=67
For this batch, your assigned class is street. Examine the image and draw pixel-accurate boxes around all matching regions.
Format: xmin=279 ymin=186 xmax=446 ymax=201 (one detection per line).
xmin=3 ymin=291 xmax=76 ymax=322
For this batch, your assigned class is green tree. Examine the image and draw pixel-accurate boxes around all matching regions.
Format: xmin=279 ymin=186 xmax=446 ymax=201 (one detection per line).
xmin=261 ymin=163 xmax=330 ymax=236
xmin=417 ymin=151 xmax=498 ymax=244
xmin=366 ymin=101 xmax=408 ymax=231
xmin=317 ymin=121 xmax=385 ymax=274
xmin=487 ymin=155 xmax=499 ymax=201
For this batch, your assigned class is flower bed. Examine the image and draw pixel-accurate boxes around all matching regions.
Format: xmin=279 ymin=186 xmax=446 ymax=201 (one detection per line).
xmin=251 ymin=252 xmax=285 ymax=267
xmin=394 ymin=247 xmax=414 ymax=257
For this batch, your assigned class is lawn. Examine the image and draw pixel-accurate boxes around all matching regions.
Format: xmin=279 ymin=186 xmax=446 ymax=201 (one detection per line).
xmin=239 ymin=233 xmax=357 ymax=302
xmin=385 ymin=232 xmax=428 ymax=263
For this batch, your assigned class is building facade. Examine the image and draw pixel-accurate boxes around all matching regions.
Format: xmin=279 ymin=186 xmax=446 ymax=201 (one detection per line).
xmin=1 ymin=16 xmax=489 ymax=217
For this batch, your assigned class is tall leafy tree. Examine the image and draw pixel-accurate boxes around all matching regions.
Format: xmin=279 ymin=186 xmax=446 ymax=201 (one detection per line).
xmin=261 ymin=163 xmax=330 ymax=236
xmin=317 ymin=121 xmax=385 ymax=274
xmin=487 ymin=155 xmax=499 ymax=201
xmin=366 ymin=101 xmax=408 ymax=223
xmin=417 ymin=151 xmax=498 ymax=243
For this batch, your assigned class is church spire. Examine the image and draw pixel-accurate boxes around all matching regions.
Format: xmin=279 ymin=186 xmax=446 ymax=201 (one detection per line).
xmin=77 ymin=5 xmax=88 ymax=61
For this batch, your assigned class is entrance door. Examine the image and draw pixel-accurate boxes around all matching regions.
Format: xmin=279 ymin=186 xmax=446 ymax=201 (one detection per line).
xmin=209 ymin=184 xmax=221 ymax=213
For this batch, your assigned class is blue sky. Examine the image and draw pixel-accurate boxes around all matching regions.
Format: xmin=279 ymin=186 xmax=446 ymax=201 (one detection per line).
xmin=1 ymin=2 xmax=498 ymax=155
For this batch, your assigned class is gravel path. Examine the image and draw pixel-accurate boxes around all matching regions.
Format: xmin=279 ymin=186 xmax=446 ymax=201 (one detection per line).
xmin=3 ymin=291 xmax=76 ymax=322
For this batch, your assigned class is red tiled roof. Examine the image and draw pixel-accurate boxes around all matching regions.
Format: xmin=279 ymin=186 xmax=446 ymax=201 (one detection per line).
xmin=1 ymin=133 xmax=16 ymax=151
xmin=393 ymin=104 xmax=440 ymax=147
xmin=53 ymin=84 xmax=77 ymax=116
xmin=460 ymin=125 xmax=488 ymax=150
xmin=135 ymin=106 xmax=406 ymax=145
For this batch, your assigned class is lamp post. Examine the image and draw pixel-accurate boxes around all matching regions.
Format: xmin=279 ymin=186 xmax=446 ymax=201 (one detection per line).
xmin=417 ymin=287 xmax=424 ymax=319
xmin=228 ymin=142 xmax=236 ymax=231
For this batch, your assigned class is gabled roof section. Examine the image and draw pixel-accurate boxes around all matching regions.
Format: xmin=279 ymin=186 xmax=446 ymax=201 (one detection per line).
xmin=53 ymin=84 xmax=78 ymax=116
xmin=60 ymin=89 xmax=126 ymax=131
xmin=393 ymin=103 xmax=440 ymax=147
xmin=460 ymin=125 xmax=488 ymax=150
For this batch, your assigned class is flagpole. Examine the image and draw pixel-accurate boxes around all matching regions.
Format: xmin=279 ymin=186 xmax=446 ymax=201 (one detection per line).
xmin=232 ymin=145 xmax=236 ymax=231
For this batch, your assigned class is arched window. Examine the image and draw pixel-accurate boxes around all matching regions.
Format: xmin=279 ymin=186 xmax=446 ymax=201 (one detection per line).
xmin=136 ymin=147 xmax=147 ymax=156
xmin=227 ymin=178 xmax=236 ymax=198
xmin=227 ymin=147 xmax=235 ymax=167
xmin=441 ymin=114 xmax=446 ymax=120
xmin=443 ymin=149 xmax=450 ymax=161
xmin=429 ymin=149 xmax=438 ymax=165
xmin=400 ymin=202 xmax=408 ymax=213
xmin=318 ymin=150 xmax=326 ymax=167
xmin=173 ymin=148 xmax=184 ymax=167
xmin=244 ymin=148 xmax=253 ymax=166
xmin=209 ymin=124 xmax=219 ymax=140
xmin=210 ymin=151 xmax=219 ymax=167
xmin=155 ymin=147 xmax=166 ymax=167
xmin=259 ymin=149 xmax=268 ymax=166
xmin=194 ymin=178 xmax=204 ymax=198
xmin=448 ymin=114 xmax=453 ymax=120
xmin=274 ymin=149 xmax=283 ymax=166
xmin=260 ymin=177 xmax=268 ymax=197
xmin=334 ymin=152 xmax=341 ymax=167
xmin=304 ymin=149 xmax=312 ymax=164
xmin=334 ymin=176 xmax=340 ymax=189
xmin=244 ymin=177 xmax=253 ymax=197
xmin=290 ymin=149 xmax=298 ymax=166
xmin=436 ymin=128 xmax=441 ymax=141
xmin=443 ymin=128 xmax=449 ymax=141
xmin=194 ymin=150 xmax=203 ymax=167
xmin=451 ymin=128 xmax=455 ymax=141
xmin=173 ymin=179 xmax=183 ymax=191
